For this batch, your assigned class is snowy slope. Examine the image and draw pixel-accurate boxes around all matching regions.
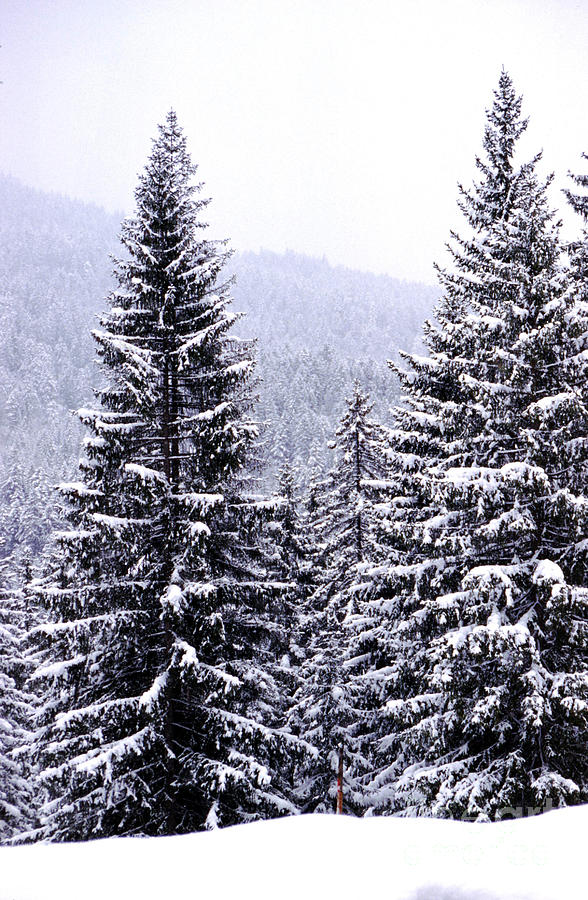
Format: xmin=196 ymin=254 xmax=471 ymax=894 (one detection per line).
xmin=0 ymin=807 xmax=585 ymax=900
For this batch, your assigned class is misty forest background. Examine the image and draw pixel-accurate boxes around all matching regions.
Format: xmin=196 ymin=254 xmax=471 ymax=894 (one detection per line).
xmin=0 ymin=174 xmax=436 ymax=572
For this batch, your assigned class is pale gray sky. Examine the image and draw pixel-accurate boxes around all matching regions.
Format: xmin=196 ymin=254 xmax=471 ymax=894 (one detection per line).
xmin=1 ymin=0 xmax=587 ymax=282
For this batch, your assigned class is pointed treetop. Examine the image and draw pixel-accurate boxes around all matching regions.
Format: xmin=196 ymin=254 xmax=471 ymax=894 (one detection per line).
xmin=455 ymin=69 xmax=541 ymax=232
xmin=135 ymin=110 xmax=203 ymax=219
xmin=153 ymin=109 xmax=188 ymax=156
xmin=481 ymin=68 xmax=528 ymax=194
xmin=486 ymin=68 xmax=527 ymax=140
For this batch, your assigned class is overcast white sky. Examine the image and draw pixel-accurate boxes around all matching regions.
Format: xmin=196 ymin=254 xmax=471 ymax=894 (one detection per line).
xmin=1 ymin=0 xmax=587 ymax=282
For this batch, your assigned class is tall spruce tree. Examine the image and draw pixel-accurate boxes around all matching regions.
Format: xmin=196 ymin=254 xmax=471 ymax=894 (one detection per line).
xmin=29 ymin=112 xmax=310 ymax=840
xmin=359 ymin=71 xmax=588 ymax=819
xmin=290 ymin=383 xmax=391 ymax=812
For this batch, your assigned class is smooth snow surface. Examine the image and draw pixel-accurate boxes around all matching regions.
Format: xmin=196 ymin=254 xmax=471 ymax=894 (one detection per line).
xmin=1 ymin=806 xmax=585 ymax=900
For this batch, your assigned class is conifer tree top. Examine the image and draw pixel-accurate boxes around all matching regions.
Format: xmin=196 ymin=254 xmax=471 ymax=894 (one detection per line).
xmin=460 ymin=69 xmax=535 ymax=230
xmin=483 ymin=69 xmax=527 ymax=170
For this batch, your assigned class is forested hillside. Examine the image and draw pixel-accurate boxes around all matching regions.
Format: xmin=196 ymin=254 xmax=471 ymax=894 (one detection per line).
xmin=0 ymin=175 xmax=437 ymax=567
xmin=231 ymin=249 xmax=433 ymax=357
xmin=231 ymin=251 xmax=436 ymax=476
xmin=0 ymin=177 xmax=120 ymax=569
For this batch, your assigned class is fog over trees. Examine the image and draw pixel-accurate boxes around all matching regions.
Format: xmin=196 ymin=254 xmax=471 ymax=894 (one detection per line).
xmin=0 ymin=175 xmax=437 ymax=569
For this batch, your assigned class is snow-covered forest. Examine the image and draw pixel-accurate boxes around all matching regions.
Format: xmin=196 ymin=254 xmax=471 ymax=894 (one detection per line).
xmin=0 ymin=176 xmax=436 ymax=569
xmin=1 ymin=68 xmax=588 ymax=869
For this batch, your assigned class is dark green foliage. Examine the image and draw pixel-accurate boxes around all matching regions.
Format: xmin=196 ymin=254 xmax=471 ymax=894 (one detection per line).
xmin=30 ymin=113 xmax=311 ymax=841
xmin=356 ymin=71 xmax=588 ymax=820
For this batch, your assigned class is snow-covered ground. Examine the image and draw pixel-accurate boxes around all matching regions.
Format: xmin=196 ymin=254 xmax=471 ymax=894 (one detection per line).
xmin=1 ymin=806 xmax=584 ymax=900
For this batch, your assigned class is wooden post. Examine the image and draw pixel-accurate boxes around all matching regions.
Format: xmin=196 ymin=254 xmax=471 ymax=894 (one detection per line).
xmin=336 ymin=741 xmax=344 ymax=814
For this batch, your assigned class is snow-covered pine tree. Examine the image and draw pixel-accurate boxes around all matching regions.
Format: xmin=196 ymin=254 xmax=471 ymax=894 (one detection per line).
xmin=269 ymin=463 xmax=309 ymax=587
xmin=343 ymin=86 xmax=520 ymax=814
xmin=564 ymin=151 xmax=588 ymax=220
xmin=362 ymin=71 xmax=588 ymax=820
xmin=29 ymin=111 xmax=311 ymax=841
xmin=342 ymin=358 xmax=449 ymax=813
xmin=0 ymin=581 xmax=37 ymax=841
xmin=342 ymin=264 xmax=479 ymax=808
xmin=290 ymin=382 xmax=391 ymax=813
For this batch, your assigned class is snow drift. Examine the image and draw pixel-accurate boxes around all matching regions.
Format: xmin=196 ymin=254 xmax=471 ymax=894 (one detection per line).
xmin=0 ymin=805 xmax=585 ymax=900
